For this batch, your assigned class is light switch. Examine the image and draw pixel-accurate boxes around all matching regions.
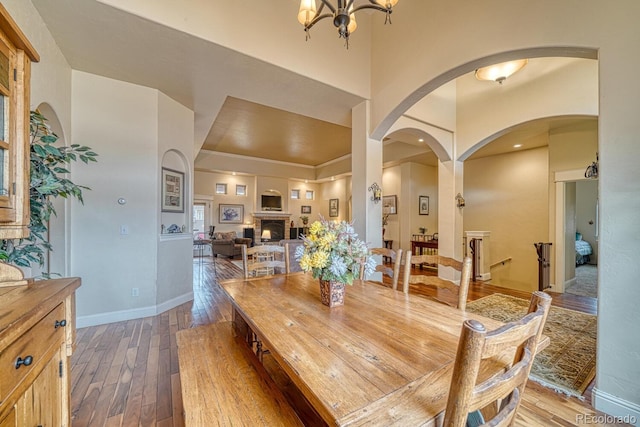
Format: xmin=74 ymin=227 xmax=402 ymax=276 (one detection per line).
xmin=120 ymin=225 xmax=129 ymax=235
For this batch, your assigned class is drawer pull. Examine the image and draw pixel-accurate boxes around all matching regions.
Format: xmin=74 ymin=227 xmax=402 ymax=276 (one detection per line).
xmin=15 ymin=355 xmax=33 ymax=369
xmin=55 ymin=319 xmax=67 ymax=328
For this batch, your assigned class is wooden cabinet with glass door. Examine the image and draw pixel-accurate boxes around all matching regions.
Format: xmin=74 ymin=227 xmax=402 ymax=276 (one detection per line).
xmin=0 ymin=4 xmax=39 ymax=239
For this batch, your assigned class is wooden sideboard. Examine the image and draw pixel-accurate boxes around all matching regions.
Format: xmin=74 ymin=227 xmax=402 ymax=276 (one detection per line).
xmin=0 ymin=277 xmax=81 ymax=427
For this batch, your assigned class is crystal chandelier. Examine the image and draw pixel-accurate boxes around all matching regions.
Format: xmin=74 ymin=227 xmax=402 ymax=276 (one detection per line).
xmin=298 ymin=0 xmax=400 ymax=47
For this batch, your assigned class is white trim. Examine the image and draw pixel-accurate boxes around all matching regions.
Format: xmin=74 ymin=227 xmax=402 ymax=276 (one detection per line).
xmin=315 ymin=153 xmax=352 ymax=168
xmin=555 ymin=168 xmax=590 ymax=182
xmin=478 ymin=272 xmax=491 ymax=281
xmin=593 ymin=388 xmax=640 ymax=426
xmin=76 ymin=291 xmax=194 ymax=328
xmin=565 ymin=276 xmax=577 ymax=289
xmin=198 ymin=149 xmax=316 ymax=169
xmin=159 ymin=233 xmax=192 ymax=242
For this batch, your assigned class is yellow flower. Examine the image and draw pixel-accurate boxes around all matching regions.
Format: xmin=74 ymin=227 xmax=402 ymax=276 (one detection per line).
xmin=309 ymin=221 xmax=323 ymax=235
xmin=312 ymin=250 xmax=329 ymax=269
xmin=299 ymin=254 xmax=313 ymax=271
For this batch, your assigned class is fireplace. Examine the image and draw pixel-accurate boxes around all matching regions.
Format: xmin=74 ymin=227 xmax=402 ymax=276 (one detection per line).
xmin=252 ymin=212 xmax=292 ymax=244
xmin=261 ymin=220 xmax=285 ymax=242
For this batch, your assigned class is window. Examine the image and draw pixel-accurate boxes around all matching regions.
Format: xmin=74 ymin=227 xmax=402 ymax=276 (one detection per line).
xmin=216 ymin=183 xmax=227 ymax=194
xmin=305 ymin=190 xmax=314 ymax=200
xmin=236 ymin=184 xmax=246 ymax=196
xmin=291 ymin=189 xmax=300 ymax=199
xmin=0 ymin=40 xmax=12 ymax=202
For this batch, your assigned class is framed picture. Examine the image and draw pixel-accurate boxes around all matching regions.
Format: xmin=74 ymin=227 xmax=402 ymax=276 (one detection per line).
xmin=419 ymin=195 xmax=430 ymax=215
xmin=301 ymin=205 xmax=311 ymax=214
xmin=219 ymin=204 xmax=244 ymax=224
xmin=383 ymin=195 xmax=397 ymax=215
xmin=236 ymin=184 xmax=246 ymax=196
xmin=161 ymin=168 xmax=184 ymax=213
xmin=329 ymin=198 xmax=339 ymax=217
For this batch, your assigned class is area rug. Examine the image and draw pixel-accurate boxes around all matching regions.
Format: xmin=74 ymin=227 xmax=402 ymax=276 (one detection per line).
xmin=566 ymin=264 xmax=598 ymax=298
xmin=466 ymin=293 xmax=597 ymax=398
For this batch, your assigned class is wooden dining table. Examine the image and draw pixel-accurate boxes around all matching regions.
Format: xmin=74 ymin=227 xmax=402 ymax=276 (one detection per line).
xmin=220 ymin=272 xmax=547 ymax=426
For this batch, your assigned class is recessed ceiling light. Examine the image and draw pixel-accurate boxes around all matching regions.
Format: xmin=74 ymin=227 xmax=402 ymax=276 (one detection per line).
xmin=232 ymin=171 xmax=237 ymax=175
xmin=418 ymin=138 xmax=424 ymax=142
xmin=331 ymin=176 xmax=335 ymax=181
xmin=513 ymin=144 xmax=523 ymax=148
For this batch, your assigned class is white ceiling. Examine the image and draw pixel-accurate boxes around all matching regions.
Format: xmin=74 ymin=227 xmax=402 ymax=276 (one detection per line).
xmin=32 ymin=0 xmax=595 ymax=173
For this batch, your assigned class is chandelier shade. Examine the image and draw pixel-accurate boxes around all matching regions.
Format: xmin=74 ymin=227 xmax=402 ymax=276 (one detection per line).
xmin=475 ymin=59 xmax=528 ymax=84
xmin=298 ymin=0 xmax=399 ymax=47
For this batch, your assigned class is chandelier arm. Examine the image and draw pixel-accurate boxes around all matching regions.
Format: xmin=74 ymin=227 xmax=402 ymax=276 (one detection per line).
xmin=345 ymin=0 xmax=355 ymax=10
xmin=318 ymin=0 xmax=337 ymax=14
xmin=352 ymin=4 xmax=391 ymax=14
xmin=305 ymin=12 xmax=334 ymax=31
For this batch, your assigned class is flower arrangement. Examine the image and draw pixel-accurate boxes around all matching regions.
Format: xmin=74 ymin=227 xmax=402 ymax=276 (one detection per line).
xmin=382 ymin=213 xmax=390 ymax=227
xmin=295 ymin=217 xmax=375 ymax=285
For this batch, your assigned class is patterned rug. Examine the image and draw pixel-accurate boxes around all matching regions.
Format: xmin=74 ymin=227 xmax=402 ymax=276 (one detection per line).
xmin=566 ymin=264 xmax=598 ymax=298
xmin=466 ymin=293 xmax=597 ymax=398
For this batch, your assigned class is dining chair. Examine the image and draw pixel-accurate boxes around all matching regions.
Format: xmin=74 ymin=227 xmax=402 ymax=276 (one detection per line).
xmin=361 ymin=247 xmax=403 ymax=290
xmin=443 ymin=291 xmax=552 ymax=427
xmin=241 ymin=244 xmax=290 ymax=279
xmin=241 ymin=244 xmax=290 ymax=361
xmin=401 ymin=253 xmax=472 ymax=308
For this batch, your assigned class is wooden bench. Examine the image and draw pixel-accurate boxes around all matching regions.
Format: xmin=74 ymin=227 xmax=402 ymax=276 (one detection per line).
xmin=176 ymin=321 xmax=303 ymax=426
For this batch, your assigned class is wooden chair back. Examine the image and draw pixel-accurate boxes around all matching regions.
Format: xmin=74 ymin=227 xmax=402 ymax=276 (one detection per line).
xmin=361 ymin=248 xmax=403 ymax=290
xmin=241 ymin=244 xmax=290 ymax=279
xmin=401 ymin=253 xmax=472 ymax=308
xmin=443 ymin=291 xmax=552 ymax=427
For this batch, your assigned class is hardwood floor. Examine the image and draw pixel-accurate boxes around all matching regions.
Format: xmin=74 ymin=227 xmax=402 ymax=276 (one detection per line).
xmin=70 ymin=257 xmax=621 ymax=426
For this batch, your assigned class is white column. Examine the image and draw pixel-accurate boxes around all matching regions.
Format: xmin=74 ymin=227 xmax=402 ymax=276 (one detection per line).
xmin=351 ymin=101 xmax=382 ymax=248
xmin=437 ymin=158 xmax=464 ymax=280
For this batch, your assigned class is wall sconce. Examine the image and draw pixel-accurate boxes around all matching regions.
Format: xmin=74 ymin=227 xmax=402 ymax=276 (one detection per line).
xmin=368 ymin=182 xmax=382 ymax=203
xmin=456 ymin=193 xmax=466 ymax=208
xmin=585 ymin=152 xmax=598 ymax=179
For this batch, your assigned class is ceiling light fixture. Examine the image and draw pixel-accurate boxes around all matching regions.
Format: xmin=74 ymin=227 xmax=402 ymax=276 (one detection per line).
xmin=298 ymin=0 xmax=400 ymax=48
xmin=513 ymin=144 xmax=522 ymax=148
xmin=475 ymin=59 xmax=528 ymax=84
xmin=418 ymin=138 xmax=424 ymax=142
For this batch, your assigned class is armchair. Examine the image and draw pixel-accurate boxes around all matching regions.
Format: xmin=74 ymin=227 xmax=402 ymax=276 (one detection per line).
xmin=211 ymin=231 xmax=252 ymax=258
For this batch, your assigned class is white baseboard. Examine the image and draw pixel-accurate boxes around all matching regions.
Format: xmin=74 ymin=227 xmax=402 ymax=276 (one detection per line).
xmin=565 ymin=277 xmax=577 ymax=288
xmin=477 ymin=272 xmax=491 ymax=281
xmin=592 ymin=388 xmax=640 ymax=426
xmin=77 ymin=291 xmax=194 ymax=328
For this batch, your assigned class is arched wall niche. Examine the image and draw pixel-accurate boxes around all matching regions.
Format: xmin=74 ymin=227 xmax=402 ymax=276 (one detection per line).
xmin=160 ymin=149 xmax=190 ymax=234
xmin=35 ymin=102 xmax=70 ymax=277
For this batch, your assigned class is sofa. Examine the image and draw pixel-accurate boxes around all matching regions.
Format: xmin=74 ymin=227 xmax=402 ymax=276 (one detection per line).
xmin=211 ymin=231 xmax=252 ymax=258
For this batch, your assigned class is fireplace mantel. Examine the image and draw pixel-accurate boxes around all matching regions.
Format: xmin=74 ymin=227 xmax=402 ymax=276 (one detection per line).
xmin=252 ymin=212 xmax=292 ymax=218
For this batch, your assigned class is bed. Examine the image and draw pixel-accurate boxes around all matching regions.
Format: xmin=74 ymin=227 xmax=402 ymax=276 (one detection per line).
xmin=575 ymin=232 xmax=592 ymax=265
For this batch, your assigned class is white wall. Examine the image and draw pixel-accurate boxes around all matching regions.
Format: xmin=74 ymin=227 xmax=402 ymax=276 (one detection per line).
xmin=157 ymin=92 xmax=194 ymax=305
xmin=71 ymin=71 xmax=159 ymax=319
xmin=71 ymin=72 xmax=194 ymax=326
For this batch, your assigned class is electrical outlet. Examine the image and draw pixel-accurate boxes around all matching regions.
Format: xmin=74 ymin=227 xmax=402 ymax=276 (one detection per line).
xmin=131 ymin=287 xmax=139 ymax=297
xmin=120 ymin=225 xmax=129 ymax=235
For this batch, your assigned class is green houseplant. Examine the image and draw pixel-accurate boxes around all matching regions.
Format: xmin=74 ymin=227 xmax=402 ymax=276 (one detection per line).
xmin=0 ymin=110 xmax=97 ymax=274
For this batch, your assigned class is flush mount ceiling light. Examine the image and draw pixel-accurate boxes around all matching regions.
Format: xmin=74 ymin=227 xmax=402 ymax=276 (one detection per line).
xmin=298 ymin=0 xmax=400 ymax=48
xmin=475 ymin=59 xmax=528 ymax=84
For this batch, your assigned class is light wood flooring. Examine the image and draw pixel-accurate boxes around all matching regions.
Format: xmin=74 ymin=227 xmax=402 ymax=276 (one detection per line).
xmin=70 ymin=256 xmax=622 ymax=426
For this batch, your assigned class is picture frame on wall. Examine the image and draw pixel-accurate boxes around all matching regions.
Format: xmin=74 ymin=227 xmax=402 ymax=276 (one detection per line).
xmin=329 ymin=198 xmax=339 ymax=217
xmin=301 ymin=205 xmax=311 ymax=214
xmin=419 ymin=195 xmax=429 ymax=215
xmin=382 ymin=195 xmax=397 ymax=215
xmin=219 ymin=204 xmax=244 ymax=224
xmin=161 ymin=168 xmax=184 ymax=213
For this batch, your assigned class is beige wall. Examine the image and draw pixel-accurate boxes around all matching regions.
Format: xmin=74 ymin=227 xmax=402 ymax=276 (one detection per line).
xmin=464 ymin=147 xmax=549 ymax=292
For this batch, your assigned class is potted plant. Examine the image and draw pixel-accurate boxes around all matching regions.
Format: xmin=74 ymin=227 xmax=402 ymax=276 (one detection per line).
xmin=300 ymin=215 xmax=309 ymax=226
xmin=0 ymin=110 xmax=97 ymax=276
xmin=295 ymin=217 xmax=375 ymax=307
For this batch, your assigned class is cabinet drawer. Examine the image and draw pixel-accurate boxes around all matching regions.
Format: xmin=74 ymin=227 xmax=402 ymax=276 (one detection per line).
xmin=0 ymin=303 xmax=66 ymax=403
